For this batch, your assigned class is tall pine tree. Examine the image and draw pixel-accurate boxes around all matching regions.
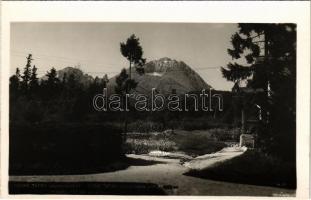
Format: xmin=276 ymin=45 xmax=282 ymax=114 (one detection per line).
xmin=221 ymin=23 xmax=296 ymax=161
xmin=120 ymin=34 xmax=146 ymax=79
xmin=42 ymin=67 xmax=60 ymax=99
xmin=29 ymin=65 xmax=39 ymax=93
xmin=21 ymin=54 xmax=33 ymax=92
xmin=9 ymin=68 xmax=22 ymax=96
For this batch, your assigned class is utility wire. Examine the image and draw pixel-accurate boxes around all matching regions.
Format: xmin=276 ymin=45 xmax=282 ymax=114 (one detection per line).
xmin=11 ymin=49 xmax=120 ymax=67
xmin=11 ymin=52 xmax=222 ymax=76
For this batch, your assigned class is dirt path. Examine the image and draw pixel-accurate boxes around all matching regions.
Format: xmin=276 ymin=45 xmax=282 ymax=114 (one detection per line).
xmin=183 ymin=146 xmax=246 ymax=170
xmin=10 ymin=148 xmax=295 ymax=196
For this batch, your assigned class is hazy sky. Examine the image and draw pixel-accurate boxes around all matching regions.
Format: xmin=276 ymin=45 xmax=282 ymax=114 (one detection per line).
xmin=11 ymin=23 xmax=240 ymax=91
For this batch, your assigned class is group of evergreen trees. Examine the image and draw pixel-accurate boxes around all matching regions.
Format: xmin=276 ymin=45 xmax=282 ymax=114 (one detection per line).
xmin=10 ymin=54 xmax=39 ymax=96
xmin=9 ymin=54 xmax=107 ymax=123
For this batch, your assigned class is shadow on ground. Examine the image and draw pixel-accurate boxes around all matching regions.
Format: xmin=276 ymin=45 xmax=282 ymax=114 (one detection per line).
xmin=183 ymin=150 xmax=296 ymax=189
xmin=10 ymin=157 xmax=164 ymax=176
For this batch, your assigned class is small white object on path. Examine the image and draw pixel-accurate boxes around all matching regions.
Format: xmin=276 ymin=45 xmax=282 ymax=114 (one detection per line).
xmin=148 ymin=150 xmax=193 ymax=160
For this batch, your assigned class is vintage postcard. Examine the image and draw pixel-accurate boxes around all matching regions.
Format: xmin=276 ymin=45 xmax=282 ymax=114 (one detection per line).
xmin=1 ymin=1 xmax=310 ymax=199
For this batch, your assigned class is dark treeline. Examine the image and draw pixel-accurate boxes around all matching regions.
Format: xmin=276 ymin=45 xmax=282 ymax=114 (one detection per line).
xmin=9 ymin=54 xmax=236 ymax=127
xmin=10 ymin=54 xmax=107 ymax=124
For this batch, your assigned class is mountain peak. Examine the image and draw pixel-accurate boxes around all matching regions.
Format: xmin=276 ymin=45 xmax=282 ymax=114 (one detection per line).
xmin=158 ymin=57 xmax=174 ymax=62
xmin=145 ymin=58 xmax=180 ymax=73
xmin=107 ymin=58 xmax=212 ymax=95
xmin=157 ymin=57 xmax=178 ymax=64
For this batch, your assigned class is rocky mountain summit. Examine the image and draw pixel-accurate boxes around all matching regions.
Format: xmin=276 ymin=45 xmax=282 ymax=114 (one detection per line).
xmin=107 ymin=57 xmax=212 ymax=95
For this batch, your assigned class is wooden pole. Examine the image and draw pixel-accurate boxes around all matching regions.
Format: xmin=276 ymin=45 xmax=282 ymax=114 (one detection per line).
xmin=241 ymin=108 xmax=246 ymax=134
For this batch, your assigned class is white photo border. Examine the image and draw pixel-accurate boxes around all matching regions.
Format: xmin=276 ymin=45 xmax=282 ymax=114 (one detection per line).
xmin=1 ymin=1 xmax=310 ymax=199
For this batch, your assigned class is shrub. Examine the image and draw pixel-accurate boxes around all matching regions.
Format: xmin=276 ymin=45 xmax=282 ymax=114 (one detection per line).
xmin=124 ymin=138 xmax=177 ymax=154
xmin=9 ymin=123 xmax=123 ymax=175
xmin=209 ymin=128 xmax=240 ymax=142
xmin=127 ymin=120 xmax=165 ymax=133
xmin=176 ymin=136 xmax=227 ymax=156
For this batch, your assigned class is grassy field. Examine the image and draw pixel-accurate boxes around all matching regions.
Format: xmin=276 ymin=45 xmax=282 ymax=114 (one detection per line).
xmin=124 ymin=128 xmax=238 ymax=157
xmin=124 ymin=118 xmax=237 ymax=133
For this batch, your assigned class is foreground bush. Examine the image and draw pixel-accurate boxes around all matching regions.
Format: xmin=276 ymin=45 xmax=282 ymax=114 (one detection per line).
xmin=184 ymin=150 xmax=296 ymax=189
xmin=10 ymin=123 xmax=124 ymax=175
xmin=124 ymin=138 xmax=177 ymax=154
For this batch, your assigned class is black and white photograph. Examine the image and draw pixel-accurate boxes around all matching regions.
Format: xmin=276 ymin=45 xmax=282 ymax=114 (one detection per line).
xmin=7 ymin=22 xmax=297 ymax=196
xmin=1 ymin=1 xmax=310 ymax=199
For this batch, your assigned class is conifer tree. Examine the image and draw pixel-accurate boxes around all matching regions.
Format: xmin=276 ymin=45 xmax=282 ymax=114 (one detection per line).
xmin=120 ymin=34 xmax=146 ymax=79
xmin=29 ymin=65 xmax=39 ymax=93
xmin=21 ymin=54 xmax=33 ymax=91
xmin=9 ymin=68 xmax=22 ymax=95
xmin=221 ymin=23 xmax=296 ymax=160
